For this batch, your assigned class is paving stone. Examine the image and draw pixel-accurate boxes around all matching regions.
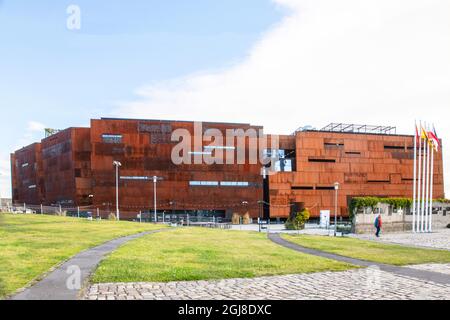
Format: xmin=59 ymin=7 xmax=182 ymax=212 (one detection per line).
xmin=354 ymin=229 xmax=450 ymax=251
xmin=83 ymin=264 xmax=450 ymax=300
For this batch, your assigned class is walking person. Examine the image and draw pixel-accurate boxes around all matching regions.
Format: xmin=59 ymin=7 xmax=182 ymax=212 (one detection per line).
xmin=375 ymin=214 xmax=382 ymax=237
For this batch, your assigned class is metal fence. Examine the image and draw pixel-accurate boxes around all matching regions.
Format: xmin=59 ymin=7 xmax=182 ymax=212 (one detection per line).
xmin=5 ymin=203 xmax=233 ymax=228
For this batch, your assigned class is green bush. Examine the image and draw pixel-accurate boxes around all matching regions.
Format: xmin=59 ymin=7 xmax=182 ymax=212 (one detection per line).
xmin=349 ymin=197 xmax=414 ymax=219
xmin=285 ymin=209 xmax=311 ymax=230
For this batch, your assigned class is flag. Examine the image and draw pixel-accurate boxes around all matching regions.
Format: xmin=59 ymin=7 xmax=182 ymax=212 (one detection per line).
xmin=431 ymin=125 xmax=440 ymax=148
xmin=428 ymin=131 xmax=439 ymax=151
xmin=415 ymin=124 xmax=420 ymax=144
xmin=421 ymin=127 xmax=429 ymax=141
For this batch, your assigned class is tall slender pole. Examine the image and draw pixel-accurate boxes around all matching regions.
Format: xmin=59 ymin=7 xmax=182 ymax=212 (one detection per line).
xmin=416 ymin=125 xmax=423 ymax=233
xmin=114 ymin=162 xmax=121 ymax=221
xmin=424 ymin=134 xmax=431 ymax=232
xmin=153 ymin=176 xmax=157 ymax=223
xmin=420 ymin=124 xmax=427 ymax=233
xmin=412 ymin=122 xmax=417 ymax=233
xmin=334 ymin=182 xmax=339 ymax=237
xmin=429 ymin=146 xmax=435 ymax=233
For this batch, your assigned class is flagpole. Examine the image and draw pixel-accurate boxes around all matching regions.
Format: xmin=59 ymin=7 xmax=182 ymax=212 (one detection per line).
xmin=424 ymin=124 xmax=431 ymax=232
xmin=420 ymin=123 xmax=427 ymax=233
xmin=417 ymin=121 xmax=423 ymax=233
xmin=429 ymin=144 xmax=434 ymax=233
xmin=412 ymin=121 xmax=418 ymax=233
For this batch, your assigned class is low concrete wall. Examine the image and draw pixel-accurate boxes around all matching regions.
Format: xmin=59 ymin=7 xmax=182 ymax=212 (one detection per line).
xmin=353 ymin=202 xmax=450 ymax=234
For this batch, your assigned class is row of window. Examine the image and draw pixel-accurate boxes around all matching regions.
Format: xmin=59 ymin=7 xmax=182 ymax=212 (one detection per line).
xmin=102 ymin=134 xmax=123 ymax=144
xmin=189 ymin=181 xmax=250 ymax=187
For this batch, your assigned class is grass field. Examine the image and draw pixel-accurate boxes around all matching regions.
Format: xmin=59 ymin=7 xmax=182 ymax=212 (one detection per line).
xmin=92 ymin=228 xmax=356 ymax=284
xmin=282 ymin=234 xmax=450 ymax=266
xmin=0 ymin=213 xmax=166 ymax=298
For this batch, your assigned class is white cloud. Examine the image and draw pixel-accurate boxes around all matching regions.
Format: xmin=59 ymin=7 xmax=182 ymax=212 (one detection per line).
xmin=27 ymin=121 xmax=46 ymax=133
xmin=113 ymin=0 xmax=450 ymax=195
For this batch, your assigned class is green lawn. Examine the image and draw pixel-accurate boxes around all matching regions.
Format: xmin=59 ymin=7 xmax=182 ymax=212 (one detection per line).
xmin=92 ymin=228 xmax=356 ymax=284
xmin=0 ymin=213 xmax=166 ymax=298
xmin=282 ymin=234 xmax=450 ymax=266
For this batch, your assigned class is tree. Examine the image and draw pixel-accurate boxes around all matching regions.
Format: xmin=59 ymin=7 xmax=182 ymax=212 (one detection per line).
xmin=285 ymin=209 xmax=311 ymax=230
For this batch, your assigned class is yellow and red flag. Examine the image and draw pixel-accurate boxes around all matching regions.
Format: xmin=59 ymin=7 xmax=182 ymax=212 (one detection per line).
xmin=428 ymin=126 xmax=440 ymax=152
xmin=421 ymin=127 xmax=429 ymax=141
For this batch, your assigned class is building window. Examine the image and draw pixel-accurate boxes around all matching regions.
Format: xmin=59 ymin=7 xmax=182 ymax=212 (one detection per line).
xmin=102 ymin=134 xmax=123 ymax=144
xmin=121 ymin=176 xmax=150 ymax=181
xmin=309 ymin=158 xmax=336 ymax=163
xmin=188 ymin=151 xmax=212 ymax=156
xmin=189 ymin=181 xmax=219 ymax=186
xmin=324 ymin=143 xmax=344 ymax=148
xmin=384 ymin=145 xmax=404 ymax=150
xmin=316 ymin=186 xmax=335 ymax=190
xmin=220 ymin=182 xmax=250 ymax=187
xmin=204 ymin=146 xmax=236 ymax=150
xmin=275 ymin=159 xmax=293 ymax=172
xmin=292 ymin=186 xmax=314 ymax=190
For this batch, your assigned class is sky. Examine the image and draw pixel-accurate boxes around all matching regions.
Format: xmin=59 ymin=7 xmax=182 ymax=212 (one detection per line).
xmin=1 ymin=0 xmax=450 ymax=198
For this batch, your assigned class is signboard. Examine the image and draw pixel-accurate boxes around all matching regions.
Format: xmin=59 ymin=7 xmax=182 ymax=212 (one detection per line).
xmin=320 ymin=210 xmax=330 ymax=228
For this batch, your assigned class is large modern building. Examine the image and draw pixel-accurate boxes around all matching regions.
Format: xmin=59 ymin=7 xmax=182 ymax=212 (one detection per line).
xmin=11 ymin=118 xmax=445 ymax=221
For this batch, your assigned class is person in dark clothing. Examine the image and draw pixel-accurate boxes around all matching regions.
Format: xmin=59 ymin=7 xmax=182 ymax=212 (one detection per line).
xmin=375 ymin=214 xmax=382 ymax=237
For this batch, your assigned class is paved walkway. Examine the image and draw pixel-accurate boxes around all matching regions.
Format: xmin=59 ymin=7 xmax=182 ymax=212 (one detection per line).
xmin=84 ymin=233 xmax=450 ymax=300
xmin=11 ymin=230 xmax=167 ymax=300
xmin=84 ymin=264 xmax=450 ymax=300
xmin=267 ymin=233 xmax=450 ymax=286
xmin=354 ymin=229 xmax=450 ymax=251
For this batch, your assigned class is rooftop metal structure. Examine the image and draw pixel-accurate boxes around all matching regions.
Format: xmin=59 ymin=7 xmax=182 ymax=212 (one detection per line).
xmin=295 ymin=123 xmax=397 ymax=135
xmin=320 ymin=123 xmax=397 ymax=135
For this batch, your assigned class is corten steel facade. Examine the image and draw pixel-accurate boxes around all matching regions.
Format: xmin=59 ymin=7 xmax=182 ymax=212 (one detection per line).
xmin=11 ymin=118 xmax=445 ymax=220
xmin=269 ymin=131 xmax=445 ymax=218
xmin=10 ymin=143 xmax=43 ymax=205
xmin=89 ymin=118 xmax=264 ymax=219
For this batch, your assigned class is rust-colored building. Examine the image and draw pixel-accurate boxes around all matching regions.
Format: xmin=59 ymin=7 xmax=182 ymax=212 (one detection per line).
xmin=269 ymin=127 xmax=444 ymax=218
xmin=11 ymin=119 xmax=445 ymax=220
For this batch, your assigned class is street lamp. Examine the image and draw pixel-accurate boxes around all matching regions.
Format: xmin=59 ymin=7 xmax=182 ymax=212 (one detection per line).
xmin=113 ymin=161 xmax=122 ymax=220
xmin=152 ymin=176 xmax=163 ymax=223
xmin=334 ymin=182 xmax=340 ymax=237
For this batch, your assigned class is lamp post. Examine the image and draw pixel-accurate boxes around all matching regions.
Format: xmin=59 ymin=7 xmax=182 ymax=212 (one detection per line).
xmin=334 ymin=182 xmax=340 ymax=237
xmin=113 ymin=161 xmax=122 ymax=220
xmin=152 ymin=176 xmax=163 ymax=223
xmin=257 ymin=201 xmax=263 ymax=233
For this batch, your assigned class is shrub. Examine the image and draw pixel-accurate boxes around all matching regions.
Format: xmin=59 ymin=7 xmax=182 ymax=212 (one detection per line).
xmin=285 ymin=209 xmax=311 ymax=230
xmin=349 ymin=197 xmax=414 ymax=219
xmin=447 ymin=224 xmax=450 ymax=229
xmin=108 ymin=213 xmax=117 ymax=221
xmin=232 ymin=213 xmax=241 ymax=225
